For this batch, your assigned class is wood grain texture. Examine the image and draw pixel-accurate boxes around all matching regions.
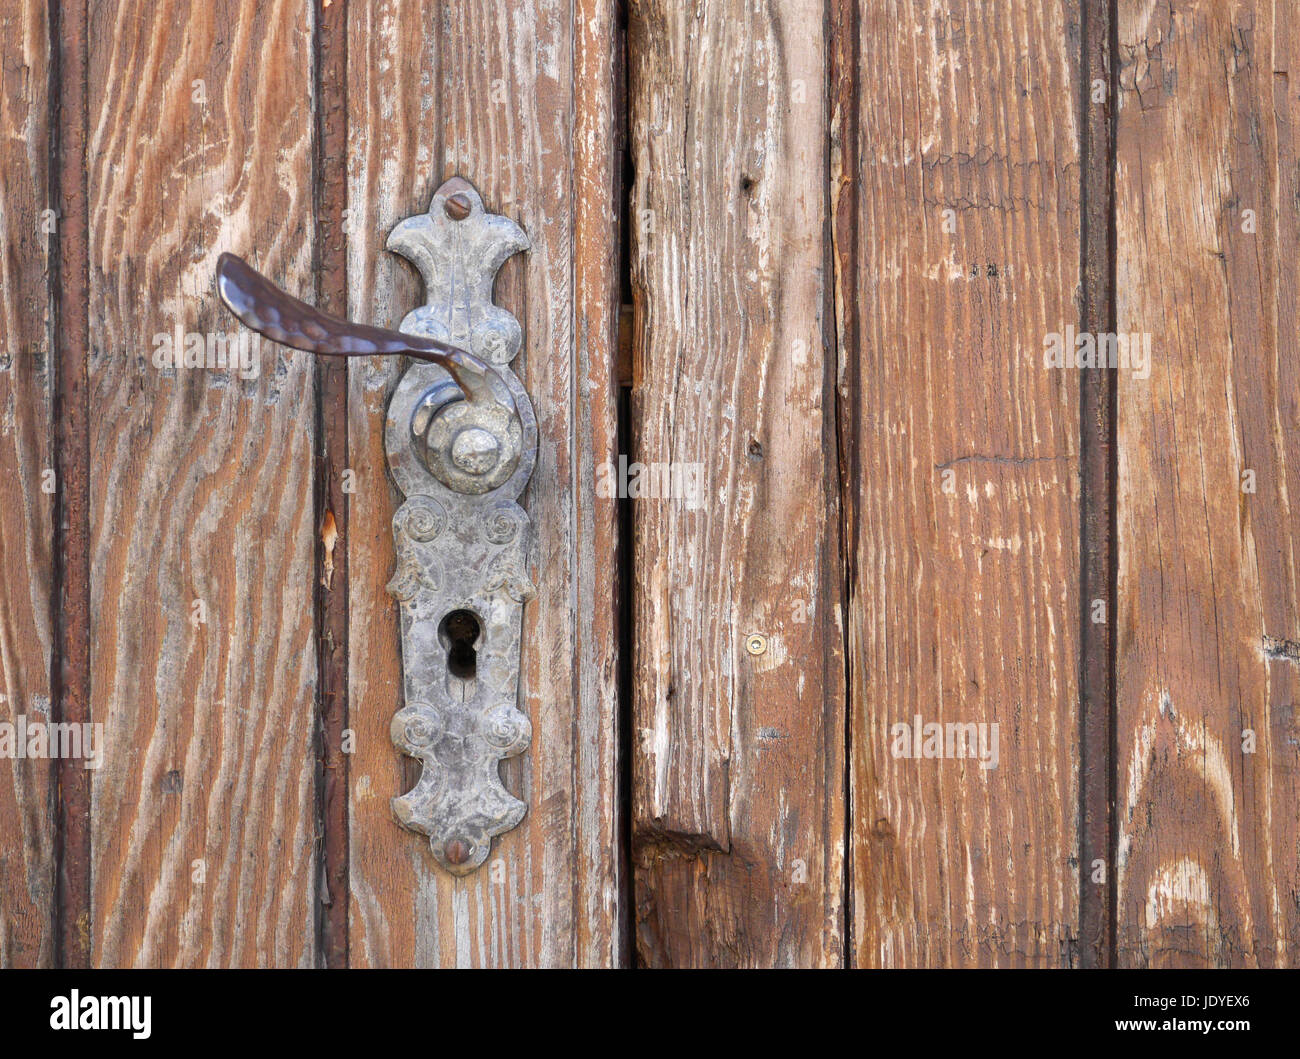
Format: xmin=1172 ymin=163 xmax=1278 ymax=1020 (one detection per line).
xmin=839 ymin=0 xmax=1083 ymax=966
xmin=0 ymin=0 xmax=55 ymax=968
xmin=345 ymin=0 xmax=622 ymax=967
xmin=86 ymin=0 xmax=318 ymax=966
xmin=53 ymin=0 xmax=93 ymax=968
xmin=1114 ymin=0 xmax=1300 ymax=967
xmin=629 ymin=0 xmax=846 ymax=967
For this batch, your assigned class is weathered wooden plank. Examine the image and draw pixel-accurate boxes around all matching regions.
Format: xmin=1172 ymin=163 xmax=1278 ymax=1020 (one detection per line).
xmin=839 ymin=0 xmax=1083 ymax=966
xmin=0 ymin=0 xmax=55 ymax=968
xmin=86 ymin=0 xmax=318 ymax=966
xmin=1115 ymin=0 xmax=1300 ymax=967
xmin=53 ymin=0 xmax=93 ymax=969
xmin=346 ymin=0 xmax=622 ymax=967
xmin=629 ymin=0 xmax=845 ymax=967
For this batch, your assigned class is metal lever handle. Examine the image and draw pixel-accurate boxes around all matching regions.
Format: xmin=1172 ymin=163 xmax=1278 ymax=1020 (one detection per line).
xmin=214 ymin=252 xmax=512 ymax=415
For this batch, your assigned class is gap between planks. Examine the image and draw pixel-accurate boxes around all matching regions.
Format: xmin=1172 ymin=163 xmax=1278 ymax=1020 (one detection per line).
xmin=314 ymin=0 xmax=350 ymax=970
xmin=1078 ymin=0 xmax=1118 ymax=970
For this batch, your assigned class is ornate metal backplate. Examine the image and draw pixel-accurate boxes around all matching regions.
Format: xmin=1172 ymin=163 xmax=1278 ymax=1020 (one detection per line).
xmin=383 ymin=177 xmax=535 ymax=875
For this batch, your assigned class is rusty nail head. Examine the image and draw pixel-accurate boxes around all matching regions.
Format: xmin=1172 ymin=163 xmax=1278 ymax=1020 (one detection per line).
xmin=445 ymin=194 xmax=472 ymax=221
xmin=445 ymin=839 xmax=470 ymax=865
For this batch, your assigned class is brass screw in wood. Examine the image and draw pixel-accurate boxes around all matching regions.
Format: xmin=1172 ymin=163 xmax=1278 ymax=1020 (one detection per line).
xmin=444 ymin=193 xmax=472 ymax=220
xmin=745 ymin=633 xmax=767 ymax=656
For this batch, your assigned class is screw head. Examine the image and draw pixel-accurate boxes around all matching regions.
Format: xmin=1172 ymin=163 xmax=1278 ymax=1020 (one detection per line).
xmin=444 ymin=193 xmax=472 ymax=220
xmin=445 ymin=839 xmax=471 ymax=865
xmin=745 ymin=633 xmax=767 ymax=656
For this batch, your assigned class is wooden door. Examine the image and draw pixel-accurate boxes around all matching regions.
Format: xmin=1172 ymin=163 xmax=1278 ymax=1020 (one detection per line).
xmin=1 ymin=0 xmax=1297 ymax=969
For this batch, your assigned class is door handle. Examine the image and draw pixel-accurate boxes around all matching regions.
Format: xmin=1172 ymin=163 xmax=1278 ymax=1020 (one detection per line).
xmin=215 ymin=251 xmax=515 ymax=416
xmin=216 ymin=177 xmax=535 ymax=874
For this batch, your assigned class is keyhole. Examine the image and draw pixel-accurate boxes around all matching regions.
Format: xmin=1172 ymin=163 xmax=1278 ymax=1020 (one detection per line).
xmin=439 ymin=609 xmax=481 ymax=679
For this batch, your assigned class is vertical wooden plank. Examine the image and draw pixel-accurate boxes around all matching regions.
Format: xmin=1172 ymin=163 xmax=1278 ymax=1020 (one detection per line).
xmin=629 ymin=0 xmax=846 ymax=967
xmin=341 ymin=0 xmax=418 ymax=965
xmin=346 ymin=0 xmax=622 ymax=966
xmin=571 ymin=0 xmax=626 ymax=966
xmin=1115 ymin=0 xmax=1299 ymax=967
xmin=0 ymin=0 xmax=55 ymax=967
xmin=840 ymin=0 xmax=1083 ymax=966
xmin=86 ymin=0 xmax=319 ymax=966
xmin=53 ymin=0 xmax=93 ymax=970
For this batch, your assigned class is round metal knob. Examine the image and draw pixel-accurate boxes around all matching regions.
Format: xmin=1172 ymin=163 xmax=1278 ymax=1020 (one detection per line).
xmin=451 ymin=428 xmax=500 ymax=475
xmin=412 ymin=389 xmax=522 ymax=494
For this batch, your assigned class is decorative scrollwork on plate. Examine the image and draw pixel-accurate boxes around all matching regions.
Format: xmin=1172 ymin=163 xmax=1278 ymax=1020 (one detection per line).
xmin=394 ymin=495 xmax=447 ymax=543
xmin=483 ymin=502 xmax=526 ymax=545
xmin=483 ymin=551 xmax=537 ymax=604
